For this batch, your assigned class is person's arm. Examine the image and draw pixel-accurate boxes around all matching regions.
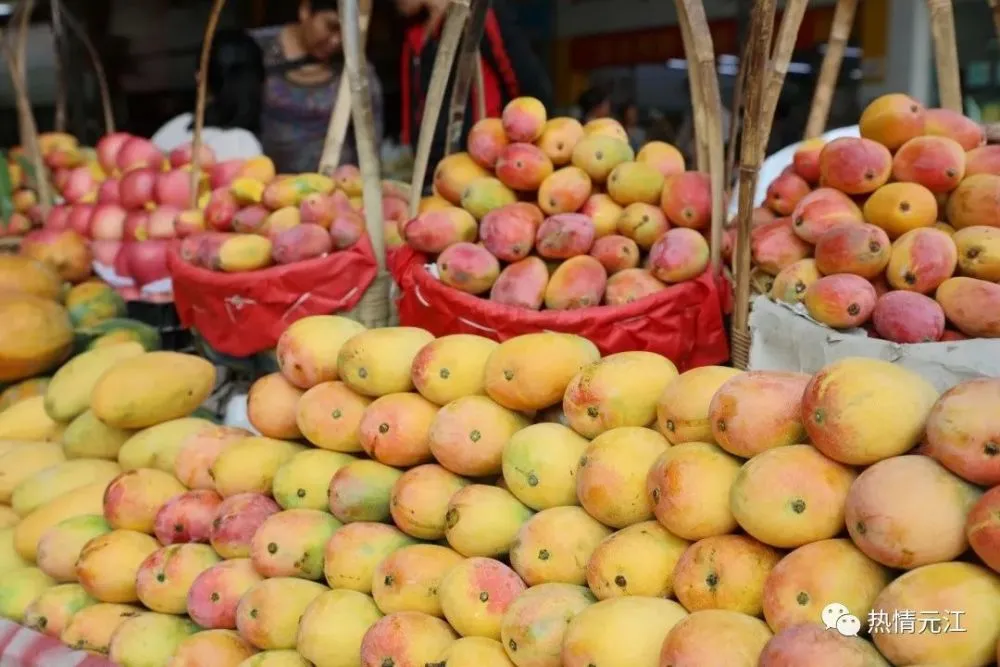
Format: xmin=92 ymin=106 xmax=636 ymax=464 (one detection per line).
xmin=488 ymin=0 xmax=553 ymax=108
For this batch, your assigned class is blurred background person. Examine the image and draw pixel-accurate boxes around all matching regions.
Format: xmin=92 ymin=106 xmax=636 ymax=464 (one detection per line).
xmin=620 ymin=100 xmax=646 ymax=150
xmin=578 ymin=84 xmax=612 ymax=123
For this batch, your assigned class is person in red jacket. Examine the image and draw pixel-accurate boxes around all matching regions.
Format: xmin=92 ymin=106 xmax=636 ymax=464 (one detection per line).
xmin=395 ymin=0 xmax=554 ymax=191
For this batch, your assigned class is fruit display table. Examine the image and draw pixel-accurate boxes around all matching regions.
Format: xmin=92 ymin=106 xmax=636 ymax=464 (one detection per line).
xmin=0 ymin=620 xmax=114 ymax=667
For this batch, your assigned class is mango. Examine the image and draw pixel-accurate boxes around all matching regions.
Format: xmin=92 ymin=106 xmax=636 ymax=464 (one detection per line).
xmin=187 ymin=559 xmax=263 ymax=629
xmin=36 ymin=514 xmax=111 ymax=583
xmin=403 ymin=207 xmax=479 ymax=254
xmin=495 ymin=143 xmax=554 ymax=192
xmin=658 ymin=171 xmax=711 ymax=231
xmin=751 ymin=218 xmax=812 ymax=276
xmin=648 ymin=227 xmax=711 ymax=283
xmin=174 ymin=425 xmax=250 ymax=489
xmin=75 ymin=529 xmax=159 ymax=603
xmin=937 ymin=276 xmax=1000 ymax=338
xmin=63 ymin=410 xmax=135 ymax=460
xmin=411 ymin=335 xmax=497 ymax=407
xmin=585 ymin=520 xmax=688 ymax=600
xmin=946 ymin=172 xmax=1000 ymax=229
xmin=211 ymin=437 xmax=306 ymax=497
xmin=858 ymin=92 xmax=926 ymax=150
xmin=261 ymin=207 xmax=301 ymax=239
xmin=478 ymin=206 xmax=535 ymax=263
xmin=324 ymin=523 xmax=415 ymax=593
xmin=661 ymin=610 xmax=772 ymax=666
xmin=758 ymin=624 xmax=890 ymax=667
xmin=434 ymin=153 xmax=491 ymax=205
xmin=570 ymin=135 xmax=633 ymax=185
xmin=965 ymin=144 xmax=1000 ymax=177
xmin=108 ymin=612 xmax=199 ymax=666
xmin=537 ymin=166 xmax=592 ymax=215
xmin=655 ymin=366 xmax=742 ymax=445
xmin=534 ymin=118 xmax=582 ymax=167
xmin=0 ymin=396 xmax=63 ymax=441
xmin=102 ymin=468 xmax=185 ymax=533
xmin=846 ymin=455 xmax=982 ymax=569
xmin=646 ymin=442 xmax=740 ymax=541
xmin=236 ymin=577 xmax=327 ymax=650
xmin=14 ymin=481 xmax=108 ymax=561
xmin=0 ymin=527 xmax=27 ymax=574
xmin=502 ymin=97 xmax=547 ymax=142
xmin=605 ymin=161 xmax=664 ymax=207
xmin=815 ymin=223 xmax=891 ymax=279
xmin=762 ymin=538 xmax=892 ymax=634
xmin=371 ymin=543 xmax=464 ymax=617
xmin=12 ymin=459 xmax=120 ymax=517
xmin=484 ymin=333 xmax=600 ymax=412
xmin=604 ymin=268 xmax=666 ymax=305
xmin=803 ymin=274 xmax=877 ymax=329
xmin=359 ymin=611 xmax=457 ymax=667
xmin=297 ymin=589 xmax=383 ymax=667
xmin=390 ymin=464 xmax=469 ymax=540
xmin=870 ymin=562 xmax=1000 ymax=667
xmin=153 ymin=488 xmax=222 ymax=545
xmin=954 ymin=225 xmax=1000 ymax=281
xmin=578 ymin=194 xmax=622 ymax=238
xmin=562 ymin=596 xmax=687 ymax=667
xmin=819 ymin=137 xmax=892 ymax=194
xmin=543 ymin=256 xmax=606 ymax=310
xmin=925 ymin=378 xmax=1000 ymax=486
xmin=583 ymin=117 xmax=628 ymax=142
xmin=247 ymin=373 xmax=303 ymax=440
xmin=468 ymin=118 xmax=510 ymax=168
xmin=765 ymin=171 xmax=811 ymax=216
xmin=501 ymin=423 xmax=588 ymax=511
xmin=0 ymin=566 xmax=55 ymax=621
xmin=43 ymin=342 xmax=145 ymax=422
xmin=892 ymin=135 xmax=966 ymax=193
xmin=272 ymin=222 xmax=333 ymax=264
xmin=249 ymin=509 xmax=340 ymax=580
xmin=444 ymin=485 xmax=533 ymax=558
xmin=801 ymin=357 xmax=940 ymax=465
xmin=589 ymin=235 xmax=640 ymax=274
xmin=276 ymin=315 xmax=367 ymax=390
xmin=926 ymin=107 xmax=986 ymax=150
xmin=616 ymin=203 xmax=668 ymax=250
xmin=635 ymin=140 xmax=685 ymax=179
xmin=118 ymin=417 xmax=214 ymax=473
xmin=173 ymin=630 xmax=257 ymax=667
xmin=337 ymin=327 xmax=435 ymax=398
xmin=863 ymin=181 xmax=938 ymax=240
xmin=791 ymin=138 xmax=825 ymax=183
xmin=60 ymin=602 xmax=145 ymax=655
xmin=91 ymin=352 xmax=216 ymax=429
xmin=708 ymin=371 xmax=810 ymax=458
xmin=136 ymin=543 xmax=220 ymax=614
xmin=509 ymin=506 xmax=611 ymax=586
xmin=272 ymin=449 xmax=355 ymax=511
xmin=437 ymin=242 xmax=501 ymax=294
xmin=437 ymin=637 xmax=514 ymax=667
xmin=210 ymin=493 xmax=280 ymax=559
xmin=790 ymin=187 xmax=863 ymax=244
xmin=460 ymin=177 xmax=518 ymax=220
xmin=0 ymin=442 xmax=65 ymax=503
xmin=23 ymin=583 xmax=97 ymax=638
xmin=886 ymin=226 xmax=958 ymax=293
xmin=0 ymin=377 xmax=50 ymax=413
xmin=499 ymin=583 xmax=594 ymax=667
xmin=968 ymin=486 xmax=1000 ymax=572
xmin=296 ymin=381 xmax=370 ymax=453
xmin=490 ymin=257 xmax=549 ymax=310
xmin=437 ymin=558 xmax=525 ymax=640
xmin=428 ymin=396 xmax=527 ymax=477
xmin=872 ymin=290 xmax=946 ymax=343
xmin=672 ymin=534 xmax=782 ymax=616
xmin=328 ymin=459 xmax=402 ymax=523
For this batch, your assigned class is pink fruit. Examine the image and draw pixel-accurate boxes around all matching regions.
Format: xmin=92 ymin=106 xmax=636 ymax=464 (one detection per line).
xmin=62 ymin=166 xmax=96 ymax=204
xmin=44 ymin=205 xmax=71 ymax=231
xmin=232 ymin=205 xmax=270 ymax=235
xmin=120 ymin=168 xmax=158 ymax=211
xmin=97 ymin=179 xmax=121 ymax=204
xmin=648 ymin=227 xmax=710 ymax=283
xmin=155 ymin=170 xmax=194 ymax=209
xmin=204 ymin=189 xmax=238 ymax=232
xmin=329 ymin=210 xmax=366 ymax=249
xmin=117 ymin=136 xmax=164 ymax=173
xmin=490 ymin=256 xmax=549 ymax=310
xmin=872 ymin=291 xmax=945 ymax=343
xmin=480 ymin=205 xmax=537 ymax=262
xmin=89 ymin=204 xmax=128 ymax=241
xmin=186 ymin=559 xmax=264 ymax=629
xmin=966 ymin=486 xmax=1000 ymax=572
xmin=210 ymin=160 xmax=245 ymax=189
xmin=96 ymin=132 xmax=132 ymax=173
xmin=802 ymin=274 xmax=878 ymax=329
xmin=210 ymin=493 xmax=281 ymax=559
xmin=536 ymin=213 xmax=596 ymax=259
xmin=147 ymin=206 xmax=180 ymax=240
xmin=495 ymin=143 xmax=554 ymax=192
xmin=589 ymin=234 xmax=641 ymax=274
xmin=154 ymin=489 xmax=224 ymax=545
xmin=170 ymin=142 xmax=217 ymax=169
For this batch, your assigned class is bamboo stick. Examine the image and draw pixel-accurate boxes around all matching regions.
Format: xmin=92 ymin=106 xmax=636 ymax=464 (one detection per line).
xmin=50 ymin=0 xmax=67 ymax=132
xmin=407 ymin=0 xmax=471 ymax=217
xmin=804 ymin=0 xmax=858 ymax=139
xmin=757 ymin=0 xmax=809 ymax=155
xmin=189 ymin=0 xmax=226 ymax=210
xmin=731 ymin=0 xmax=777 ymax=371
xmin=927 ymin=0 xmax=962 ymax=113
xmin=445 ymin=0 xmax=491 ymax=157
xmin=677 ymin=7 xmax=709 ymax=173
xmin=59 ymin=1 xmax=116 ymax=134
xmin=14 ymin=0 xmax=34 ymax=150
xmin=724 ymin=39 xmax=751 ymax=208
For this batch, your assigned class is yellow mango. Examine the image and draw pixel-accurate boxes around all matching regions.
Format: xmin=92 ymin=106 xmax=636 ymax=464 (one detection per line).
xmin=44 ymin=342 xmax=146 ymax=422
xmin=62 ymin=410 xmax=135 ymax=460
xmin=0 ymin=442 xmax=65 ymax=503
xmin=211 ymin=437 xmax=306 ymax=497
xmin=0 ymin=527 xmax=28 ymax=574
xmin=217 ymin=235 xmax=274 ymax=273
xmin=11 ymin=459 xmax=121 ymax=516
xmin=14 ymin=481 xmax=108 ymax=561
xmin=117 ymin=418 xmax=213 ymax=472
xmin=230 ymin=177 xmax=265 ymax=205
xmin=0 ymin=396 xmax=64 ymax=441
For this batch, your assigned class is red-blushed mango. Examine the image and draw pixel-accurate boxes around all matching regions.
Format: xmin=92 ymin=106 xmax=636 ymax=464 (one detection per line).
xmin=495 ymin=143 xmax=554 ymax=192
xmin=965 ymin=144 xmax=1000 ymax=177
xmin=499 ymin=583 xmax=595 ymax=667
xmin=235 ymin=577 xmax=327 ymax=650
xmin=37 ymin=515 xmax=111 ymax=583
xmin=792 ymin=138 xmax=825 ymax=184
xmin=589 ymin=234 xmax=640 ymax=274
xmin=872 ymin=290 xmax=945 ymax=343
xmin=647 ymin=443 xmax=740 ymax=540
xmin=656 ymin=366 xmax=743 ymax=444
xmin=607 ymin=161 xmax=665 ymax=207
xmin=636 ymin=141 xmax=685 ymax=178
xmin=536 ymin=213 xmax=596 ymax=259
xmin=439 ymin=557 xmax=526 ymax=639
xmin=537 ymin=166 xmax=592 ymax=215
xmin=468 ymin=118 xmax=509 ymax=169
xmin=434 ymin=153 xmax=490 ymax=205
xmin=885 ymin=227 xmax=957 ymax=293
xmin=76 ymin=529 xmax=159 ymax=603
xmin=672 ymin=534 xmax=783 ymax=616
xmin=480 ymin=205 xmax=536 ymax=262
xmin=708 ymin=371 xmax=810 ymax=458
xmin=419 ymin=194 xmax=452 ymax=212
xmin=502 ymin=97 xmax=547 ymax=142
xmin=802 ymin=274 xmax=877 ymax=329
xmin=604 ymin=268 xmax=666 ymax=305
xmin=660 ymin=610 xmax=773 ymax=667
xmin=758 ymin=624 xmax=891 ymax=667
xmin=859 ymin=92 xmax=926 ymax=150
xmin=790 ymin=187 xmax=863 ymax=244
xmin=936 ymin=276 xmax=1000 ymax=337
xmin=389 ymin=464 xmax=470 ymax=541
xmin=296 ymin=381 xmax=370 ymax=453
xmin=23 ymin=583 xmax=97 ymax=639
xmin=761 ymin=538 xmax=892 ymax=634
xmin=153 ymin=489 xmax=222 ymax=545
xmin=925 ymin=107 xmax=986 ymax=150
xmin=358 ymin=392 xmax=437 ymax=468
xmin=136 ymin=543 xmax=220 ymax=614
xmin=460 ymin=177 xmax=518 ymax=220
xmin=925 ymin=378 xmax=1000 ymax=486
xmin=249 ymin=509 xmax=340 ymax=580
xmin=210 ymin=493 xmax=280 ymax=560
xmin=819 ymin=137 xmax=892 ymax=194
xmin=648 ymin=227 xmax=710 ymax=283
xmin=765 ymin=171 xmax=811 ymax=216
xmin=577 ymin=427 xmax=670 ymax=528
xmin=445 ymin=484 xmax=533 ymax=558
xmin=583 ymin=117 xmax=629 ymax=142
xmin=411 ymin=334 xmax=498 ymax=406
xmin=276 ymin=314 xmax=366 ymax=389
xmin=509 ymin=506 xmax=611 ymax=586
xmin=967 ymin=486 xmax=1000 ymax=572
xmin=891 ymin=135 xmax=966 ymax=193
xmin=579 ymin=193 xmax=623 ymax=237
xmin=814 ymin=223 xmax=891 ymax=278
xmin=483 ymin=333 xmax=600 ymax=412
xmin=730 ymin=445 xmax=857 ymax=549
xmin=240 ymin=649 xmax=312 ymax=665
xmin=562 ymin=597 xmax=687 ymax=667
xmin=103 ymin=469 xmax=186 ymax=534
xmin=172 ymin=629 xmax=257 ymax=667
xmin=846 ymin=455 xmax=982 ymax=569
xmin=246 ymin=373 xmax=303 ymax=440
xmin=402 ymin=206 xmax=478 ymax=254
xmin=946 ymin=172 xmax=1000 ymax=229
xmin=869 ymin=561 xmax=1000 ymax=667
xmin=863 ymin=182 xmax=938 ymax=239
xmin=536 ymin=117 xmax=584 ymax=166
xmin=544 ymin=255 xmax=607 ymax=310
xmin=59 ymin=602 xmax=144 ymax=655
xmin=272 ymin=223 xmax=332 ymax=264
xmin=174 ymin=426 xmax=249 ymax=490
xmin=660 ymin=171 xmax=711 ymax=230
xmin=770 ymin=259 xmax=821 ymax=304
xmin=297 ymin=589 xmax=384 ymax=667
xmin=185 ymin=558 xmax=263 ymax=629
xmin=586 ymin=521 xmax=689 ymax=600
xmin=571 ymin=135 xmax=634 ymax=184
xmin=359 ymin=611 xmax=458 ymax=667
xmin=324 ymin=522 xmax=416 ymax=593
xmin=491 ymin=257 xmax=549 ymax=310
xmin=954 ymin=225 xmax=1000 ymax=280
xmin=751 ymin=218 xmax=812 ymax=276
xmin=327 ymin=459 xmax=402 ymax=524
xmin=501 ymin=423 xmax=589 ymax=511
xmin=563 ymin=351 xmax=678 ymax=439
xmin=801 ymin=357 xmax=939 ymax=465
xmin=617 ymin=202 xmax=669 ymax=249
xmin=429 ymin=396 xmax=528 ymax=477
xmin=371 ymin=543 xmax=465 ymax=617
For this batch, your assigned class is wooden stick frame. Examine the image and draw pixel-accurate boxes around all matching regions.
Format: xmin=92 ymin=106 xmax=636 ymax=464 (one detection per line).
xmin=928 ymin=0 xmax=962 ymax=112
xmin=804 ymin=0 xmax=858 ymax=139
xmin=57 ymin=0 xmax=116 ymax=134
xmin=757 ymin=0 xmax=809 ymax=155
xmin=50 ymin=0 xmax=67 ymax=132
xmin=189 ymin=0 xmax=227 ymax=210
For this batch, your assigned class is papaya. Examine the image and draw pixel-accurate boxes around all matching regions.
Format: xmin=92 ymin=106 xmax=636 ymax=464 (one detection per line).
xmin=64 ymin=281 xmax=127 ymax=328
xmin=0 ymin=294 xmax=74 ymax=383
xmin=44 ymin=342 xmax=146 ymax=422
xmin=76 ymin=318 xmax=162 ymax=352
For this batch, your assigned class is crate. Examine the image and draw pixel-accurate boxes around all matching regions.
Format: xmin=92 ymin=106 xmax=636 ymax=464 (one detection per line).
xmin=125 ymin=299 xmax=194 ymax=352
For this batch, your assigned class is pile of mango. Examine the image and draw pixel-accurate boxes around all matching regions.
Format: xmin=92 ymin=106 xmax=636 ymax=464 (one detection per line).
xmin=401 ymin=97 xmax=713 ymax=310
xmin=0 ymin=310 xmax=998 ymax=667
xmin=741 ymin=93 xmax=1000 ymax=342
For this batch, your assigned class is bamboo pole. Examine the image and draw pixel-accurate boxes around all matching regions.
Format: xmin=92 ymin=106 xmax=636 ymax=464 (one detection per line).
xmin=60 ymin=0 xmax=116 ymax=134
xmin=189 ymin=0 xmax=226 ymax=210
xmin=677 ymin=7 xmax=709 ymax=173
xmin=731 ymin=0 xmax=777 ymax=371
xmin=445 ymin=0 xmax=491 ymax=156
xmin=407 ymin=0 xmax=471 ymax=217
xmin=927 ymin=0 xmax=962 ymax=112
xmin=14 ymin=0 xmax=34 ymax=150
xmin=50 ymin=0 xmax=67 ymax=132
xmin=804 ymin=0 xmax=858 ymax=139
xmin=757 ymin=0 xmax=809 ymax=155
xmin=724 ymin=39 xmax=750 ymax=207
xmin=675 ymin=0 xmax=725 ymax=274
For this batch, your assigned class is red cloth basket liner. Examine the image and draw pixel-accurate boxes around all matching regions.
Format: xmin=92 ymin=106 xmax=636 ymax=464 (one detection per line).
xmin=169 ymin=236 xmax=378 ymax=357
xmin=389 ymin=246 xmax=730 ymax=372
